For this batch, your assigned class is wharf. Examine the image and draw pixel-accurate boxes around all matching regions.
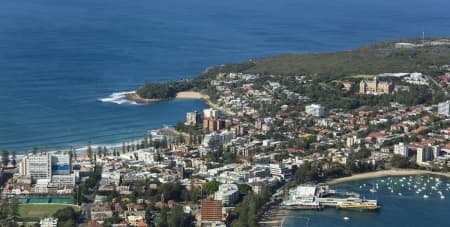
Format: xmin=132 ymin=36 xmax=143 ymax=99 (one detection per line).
xmin=281 ymin=184 xmax=378 ymax=211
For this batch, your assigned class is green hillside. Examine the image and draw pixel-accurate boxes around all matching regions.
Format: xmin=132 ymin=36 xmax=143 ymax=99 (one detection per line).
xmin=137 ymin=38 xmax=450 ymax=100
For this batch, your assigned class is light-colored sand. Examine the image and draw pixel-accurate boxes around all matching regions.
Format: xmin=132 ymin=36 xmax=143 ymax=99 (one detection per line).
xmin=327 ymin=169 xmax=450 ymax=185
xmin=176 ymin=91 xmax=208 ymax=99
xmin=176 ymin=90 xmax=236 ymax=116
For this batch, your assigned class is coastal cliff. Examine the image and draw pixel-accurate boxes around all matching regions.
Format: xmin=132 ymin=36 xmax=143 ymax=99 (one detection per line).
xmin=125 ymin=92 xmax=161 ymax=104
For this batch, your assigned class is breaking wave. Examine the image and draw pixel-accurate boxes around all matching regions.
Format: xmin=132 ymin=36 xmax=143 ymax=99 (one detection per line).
xmin=98 ymin=91 xmax=138 ymax=105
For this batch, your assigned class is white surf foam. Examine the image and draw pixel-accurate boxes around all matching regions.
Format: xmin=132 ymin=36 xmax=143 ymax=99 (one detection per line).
xmin=98 ymin=91 xmax=138 ymax=105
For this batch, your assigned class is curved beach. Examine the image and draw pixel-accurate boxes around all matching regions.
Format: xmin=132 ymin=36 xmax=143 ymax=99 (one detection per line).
xmin=175 ymin=91 xmax=208 ymax=99
xmin=327 ymin=169 xmax=450 ymax=185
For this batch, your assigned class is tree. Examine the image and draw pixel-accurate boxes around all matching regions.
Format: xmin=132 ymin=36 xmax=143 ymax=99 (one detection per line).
xmin=1 ymin=150 xmax=10 ymax=166
xmin=97 ymin=146 xmax=102 ymax=158
xmin=103 ymin=146 xmax=108 ymax=157
xmin=443 ymin=160 xmax=449 ymax=173
xmin=168 ymin=205 xmax=185 ymax=227
xmin=202 ymin=180 xmax=220 ymax=195
xmin=157 ymin=207 xmax=169 ymax=227
xmin=53 ymin=207 xmax=79 ymax=227
xmin=294 ymin=162 xmax=320 ymax=184
xmin=11 ymin=151 xmax=17 ymax=168
xmin=87 ymin=141 xmax=93 ymax=161
xmin=390 ymin=154 xmax=411 ymax=168
xmin=68 ymin=147 xmax=74 ymax=160
xmin=32 ymin=146 xmax=38 ymax=155
xmin=72 ymin=146 xmax=77 ymax=161
xmin=158 ymin=183 xmax=184 ymax=201
xmin=8 ymin=197 xmax=19 ymax=224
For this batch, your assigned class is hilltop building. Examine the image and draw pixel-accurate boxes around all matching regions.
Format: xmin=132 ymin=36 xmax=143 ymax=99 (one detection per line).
xmin=359 ymin=77 xmax=394 ymax=95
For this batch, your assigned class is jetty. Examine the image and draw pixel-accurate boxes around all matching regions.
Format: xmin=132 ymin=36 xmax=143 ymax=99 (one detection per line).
xmin=280 ymin=184 xmax=379 ymax=211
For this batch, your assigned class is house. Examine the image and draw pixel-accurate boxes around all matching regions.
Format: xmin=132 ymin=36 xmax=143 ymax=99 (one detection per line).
xmin=90 ymin=203 xmax=113 ymax=221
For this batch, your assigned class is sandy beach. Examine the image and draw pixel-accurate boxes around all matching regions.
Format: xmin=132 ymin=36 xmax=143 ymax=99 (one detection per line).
xmin=177 ymin=91 xmax=237 ymax=116
xmin=327 ymin=169 xmax=450 ymax=185
xmin=175 ymin=91 xmax=209 ymax=99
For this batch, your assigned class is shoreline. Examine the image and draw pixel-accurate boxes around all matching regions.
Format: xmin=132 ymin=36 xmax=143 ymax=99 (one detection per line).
xmin=127 ymin=90 xmax=237 ymax=116
xmin=326 ymin=169 xmax=450 ymax=185
xmin=126 ymin=93 xmax=162 ymax=104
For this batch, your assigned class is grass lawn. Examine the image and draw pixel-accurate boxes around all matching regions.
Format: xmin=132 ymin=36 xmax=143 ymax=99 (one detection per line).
xmin=19 ymin=204 xmax=79 ymax=220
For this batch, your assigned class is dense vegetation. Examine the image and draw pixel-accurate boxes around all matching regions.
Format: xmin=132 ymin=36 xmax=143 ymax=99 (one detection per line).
xmin=232 ymin=188 xmax=272 ymax=227
xmin=53 ymin=207 xmax=80 ymax=227
xmin=136 ymin=38 xmax=450 ymax=100
xmin=243 ymin=39 xmax=450 ymax=76
xmin=136 ymin=80 xmax=195 ymax=99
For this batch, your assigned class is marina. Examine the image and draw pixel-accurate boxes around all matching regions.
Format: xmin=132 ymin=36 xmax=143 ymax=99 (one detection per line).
xmin=357 ymin=175 xmax=450 ymax=200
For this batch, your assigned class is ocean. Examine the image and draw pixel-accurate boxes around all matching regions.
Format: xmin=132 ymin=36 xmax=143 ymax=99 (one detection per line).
xmin=283 ymin=175 xmax=450 ymax=227
xmin=1 ymin=0 xmax=450 ymax=153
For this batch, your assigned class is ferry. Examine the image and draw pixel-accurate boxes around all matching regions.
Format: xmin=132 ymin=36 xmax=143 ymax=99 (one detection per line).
xmin=336 ymin=200 xmax=380 ymax=211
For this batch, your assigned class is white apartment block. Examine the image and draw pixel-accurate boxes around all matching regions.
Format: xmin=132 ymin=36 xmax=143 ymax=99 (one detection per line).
xmin=394 ymin=143 xmax=409 ymax=157
xmin=26 ymin=153 xmax=51 ymax=179
xmin=203 ymin=108 xmax=221 ymax=119
xmin=305 ymin=104 xmax=325 ymax=117
xmin=214 ymin=183 xmax=239 ymax=205
xmin=51 ymin=174 xmax=76 ymax=188
xmin=346 ymin=136 xmax=361 ymax=147
xmin=417 ymin=146 xmax=432 ymax=164
xmin=438 ymin=100 xmax=450 ymax=116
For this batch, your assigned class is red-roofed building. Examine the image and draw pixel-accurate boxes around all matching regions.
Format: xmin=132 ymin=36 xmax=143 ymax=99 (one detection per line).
xmin=136 ymin=221 xmax=149 ymax=227
xmin=201 ymin=200 xmax=222 ymax=222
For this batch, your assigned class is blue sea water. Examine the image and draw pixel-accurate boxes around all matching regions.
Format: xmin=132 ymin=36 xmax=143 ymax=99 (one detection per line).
xmin=283 ymin=175 xmax=450 ymax=227
xmin=1 ymin=0 xmax=450 ymax=152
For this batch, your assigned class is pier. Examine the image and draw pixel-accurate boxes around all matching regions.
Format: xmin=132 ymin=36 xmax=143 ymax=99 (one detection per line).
xmin=280 ymin=184 xmax=379 ymax=210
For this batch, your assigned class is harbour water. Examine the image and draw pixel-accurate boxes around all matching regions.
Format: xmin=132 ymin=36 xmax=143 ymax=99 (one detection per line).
xmin=283 ymin=175 xmax=450 ymax=227
xmin=1 ymin=0 xmax=450 ymax=153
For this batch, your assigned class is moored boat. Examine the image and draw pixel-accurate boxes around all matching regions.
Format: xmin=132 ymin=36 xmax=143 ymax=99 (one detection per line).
xmin=336 ymin=200 xmax=380 ymax=211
